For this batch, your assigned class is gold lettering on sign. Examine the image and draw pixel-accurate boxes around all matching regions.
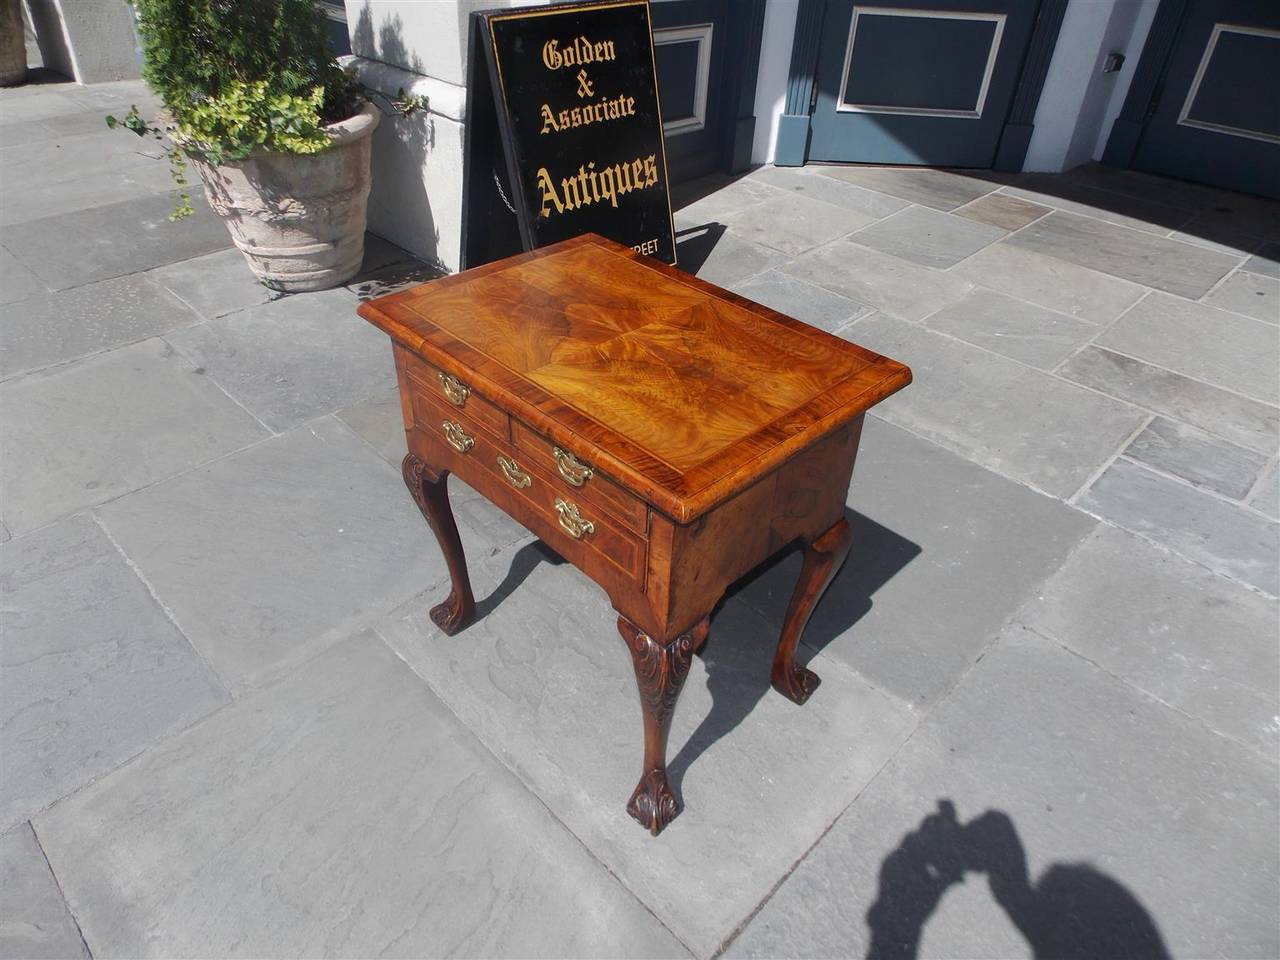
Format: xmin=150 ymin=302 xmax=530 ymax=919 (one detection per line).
xmin=542 ymin=36 xmax=618 ymax=71
xmin=537 ymin=154 xmax=660 ymax=217
xmin=540 ymin=93 xmax=637 ymax=134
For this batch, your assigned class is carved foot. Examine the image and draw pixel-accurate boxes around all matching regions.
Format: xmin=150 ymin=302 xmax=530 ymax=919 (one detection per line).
xmin=771 ymin=518 xmax=852 ymax=705
xmin=403 ymin=454 xmax=476 ymax=635
xmin=619 ymin=615 xmax=709 ymax=836
xmin=773 ymin=663 xmax=822 ymax=705
xmin=627 ymin=768 xmax=681 ymax=836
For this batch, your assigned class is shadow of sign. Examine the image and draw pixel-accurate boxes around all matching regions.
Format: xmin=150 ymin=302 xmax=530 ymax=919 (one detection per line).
xmin=868 ymin=800 xmax=1170 ymax=960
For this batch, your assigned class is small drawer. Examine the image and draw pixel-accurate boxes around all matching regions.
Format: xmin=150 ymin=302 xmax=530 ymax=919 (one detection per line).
xmin=511 ymin=419 xmax=648 ymax=536
xmin=409 ymin=414 xmax=646 ymax=586
xmin=401 ymin=352 xmax=509 ymax=441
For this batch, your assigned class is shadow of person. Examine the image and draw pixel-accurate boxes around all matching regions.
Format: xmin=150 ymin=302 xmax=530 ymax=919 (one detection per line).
xmin=867 ymin=800 xmax=1170 ymax=960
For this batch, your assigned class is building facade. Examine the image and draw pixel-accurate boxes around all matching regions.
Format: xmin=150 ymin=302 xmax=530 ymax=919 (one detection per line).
xmin=331 ymin=0 xmax=1277 ymax=271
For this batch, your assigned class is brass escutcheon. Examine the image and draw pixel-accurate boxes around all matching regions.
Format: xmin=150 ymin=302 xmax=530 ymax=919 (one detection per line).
xmin=497 ymin=454 xmax=531 ymax=489
xmin=438 ymin=372 xmax=470 ymax=406
xmin=553 ymin=446 xmax=594 ymax=486
xmin=442 ymin=420 xmax=474 ymax=454
xmin=554 ymin=497 xmax=595 ymax=539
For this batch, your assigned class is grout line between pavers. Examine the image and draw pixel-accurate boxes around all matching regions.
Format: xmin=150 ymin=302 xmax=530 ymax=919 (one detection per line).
xmin=1019 ymin=621 xmax=1279 ymax=768
xmin=1109 ymin=450 xmax=1278 ymax=516
xmin=28 ymin=821 xmax=95 ymax=960
xmin=1064 ymin=415 xmax=1157 ymax=505
xmin=90 ymin=511 xmax=236 ymax=699
xmin=160 ymin=333 xmax=280 ymax=437
xmin=368 ymin=621 xmax=700 ymax=959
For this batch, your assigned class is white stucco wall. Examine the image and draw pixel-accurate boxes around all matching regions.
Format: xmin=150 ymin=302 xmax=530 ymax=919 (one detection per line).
xmin=752 ymin=0 xmax=799 ymax=165
xmin=26 ymin=0 xmax=140 ymax=83
xmin=1024 ymin=0 xmax=1158 ymax=172
xmin=342 ymin=0 xmax=546 ymax=271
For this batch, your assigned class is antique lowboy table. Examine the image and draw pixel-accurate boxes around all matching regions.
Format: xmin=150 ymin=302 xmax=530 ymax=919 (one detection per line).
xmin=358 ymin=234 xmax=911 ymax=835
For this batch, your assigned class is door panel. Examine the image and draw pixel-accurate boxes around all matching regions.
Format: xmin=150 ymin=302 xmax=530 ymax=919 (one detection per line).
xmin=808 ymin=1 xmax=1039 ymax=167
xmin=651 ymin=0 xmax=729 ymax=182
xmin=1133 ymin=1 xmax=1280 ymax=198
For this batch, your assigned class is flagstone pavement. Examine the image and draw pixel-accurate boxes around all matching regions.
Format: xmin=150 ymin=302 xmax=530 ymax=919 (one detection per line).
xmin=2 ymin=77 xmax=1277 ymax=959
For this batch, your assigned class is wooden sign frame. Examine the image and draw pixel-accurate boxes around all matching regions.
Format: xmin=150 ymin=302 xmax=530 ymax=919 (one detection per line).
xmin=461 ymin=0 xmax=677 ymax=269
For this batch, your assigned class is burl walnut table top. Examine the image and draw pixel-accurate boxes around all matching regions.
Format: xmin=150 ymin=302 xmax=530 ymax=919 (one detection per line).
xmin=357 ymin=234 xmax=911 ymax=522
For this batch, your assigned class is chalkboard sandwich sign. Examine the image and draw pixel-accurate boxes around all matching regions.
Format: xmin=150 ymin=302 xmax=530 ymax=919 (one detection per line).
xmin=462 ymin=0 xmax=677 ymax=269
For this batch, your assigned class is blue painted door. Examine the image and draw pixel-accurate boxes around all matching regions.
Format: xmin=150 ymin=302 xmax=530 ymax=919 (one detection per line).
xmin=1132 ymin=0 xmax=1280 ymax=199
xmin=807 ymin=0 xmax=1040 ymax=166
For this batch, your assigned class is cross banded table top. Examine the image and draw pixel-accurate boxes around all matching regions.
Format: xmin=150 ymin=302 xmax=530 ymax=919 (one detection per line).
xmin=357 ymin=234 xmax=911 ymax=521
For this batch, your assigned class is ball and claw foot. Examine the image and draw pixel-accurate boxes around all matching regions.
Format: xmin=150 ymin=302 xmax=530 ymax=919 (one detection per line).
xmin=627 ymin=769 xmax=681 ymax=836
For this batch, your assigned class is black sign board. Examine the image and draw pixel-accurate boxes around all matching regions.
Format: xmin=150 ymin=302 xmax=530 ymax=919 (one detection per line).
xmin=461 ymin=0 xmax=677 ymax=269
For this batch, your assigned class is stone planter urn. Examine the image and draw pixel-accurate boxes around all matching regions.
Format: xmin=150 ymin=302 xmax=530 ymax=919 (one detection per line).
xmin=0 ymin=0 xmax=28 ymax=87
xmin=187 ymin=101 xmax=380 ymax=292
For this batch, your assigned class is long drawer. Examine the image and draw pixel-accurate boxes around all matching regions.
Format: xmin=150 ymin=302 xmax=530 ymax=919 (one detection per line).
xmin=410 ymin=393 xmax=647 ymax=586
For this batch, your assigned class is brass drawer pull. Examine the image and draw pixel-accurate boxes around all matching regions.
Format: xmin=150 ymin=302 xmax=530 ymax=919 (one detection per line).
xmin=553 ymin=446 xmax=594 ymax=486
xmin=442 ymin=420 xmax=474 ymax=454
xmin=554 ymin=497 xmax=595 ymax=539
xmin=438 ymin=372 xmax=470 ymax=406
xmin=497 ymin=455 xmax=531 ymax=489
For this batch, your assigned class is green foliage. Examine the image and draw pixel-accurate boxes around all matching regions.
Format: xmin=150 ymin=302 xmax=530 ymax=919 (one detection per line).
xmin=131 ymin=0 xmax=358 ymax=127
xmin=108 ymin=0 xmax=428 ymax=220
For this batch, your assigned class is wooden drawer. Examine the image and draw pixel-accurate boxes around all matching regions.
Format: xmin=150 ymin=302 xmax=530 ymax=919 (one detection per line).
xmin=401 ymin=352 xmax=509 ymax=441
xmin=411 ymin=397 xmax=646 ymax=586
xmin=511 ymin=420 xmax=648 ymax=536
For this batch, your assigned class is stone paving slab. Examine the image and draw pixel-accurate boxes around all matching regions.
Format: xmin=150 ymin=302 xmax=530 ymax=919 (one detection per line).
xmin=377 ymin=545 xmax=918 ymax=960
xmin=0 ymin=245 xmax=46 ymax=306
xmin=952 ymin=193 xmax=1049 ymax=231
xmin=817 ymin=165 xmax=997 ymax=211
xmin=849 ymin=205 xmax=1006 ymax=269
xmin=1252 ymin=462 xmax=1280 ymax=520
xmin=0 ymin=190 xmax=231 ymax=291
xmin=746 ymin=164 xmax=910 ymax=218
xmin=0 ymin=823 xmax=88 ymax=959
xmin=1079 ymin=457 xmax=1279 ymax=596
xmin=672 ymin=175 xmax=781 ymax=223
xmin=845 ymin=313 xmax=1148 ymax=498
xmin=1098 ymin=291 xmax=1279 ymax=405
xmin=728 ymin=627 xmax=1280 ymax=960
xmin=921 ymin=287 xmax=1097 ymax=371
xmin=1006 ymin=210 xmax=1239 ymax=299
xmin=0 ymin=272 xmax=201 ymax=380
xmin=782 ymin=240 xmax=974 ymax=322
xmin=1123 ymin=415 xmax=1269 ymax=500
xmin=166 ymin=287 xmax=394 ymax=433
xmin=94 ymin=417 xmax=459 ymax=693
xmin=730 ymin=269 xmax=872 ymax=333
xmin=726 ymin=193 xmax=874 ymax=256
xmin=147 ymin=248 xmax=281 ymax=320
xmin=0 ymin=162 xmax=178 ymax=229
xmin=1243 ymin=243 xmax=1280 ymax=278
xmin=34 ymin=632 xmax=687 ymax=959
xmin=729 ymin=416 xmax=1096 ymax=708
xmin=1 ymin=516 xmax=229 ymax=832
xmin=946 ymin=242 xmax=1146 ymax=325
xmin=0 ymin=338 xmax=268 ymax=537
xmin=1019 ymin=524 xmax=1279 ymax=757
xmin=999 ymin=177 xmax=1192 ymax=236
xmin=672 ymin=226 xmax=782 ymax=288
xmin=1203 ymin=269 xmax=1279 ymax=324
xmin=1058 ymin=345 xmax=1279 ymax=455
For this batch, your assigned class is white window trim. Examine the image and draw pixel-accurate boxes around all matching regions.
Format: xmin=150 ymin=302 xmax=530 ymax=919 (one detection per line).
xmin=835 ymin=6 xmax=1006 ymax=119
xmin=1176 ymin=22 xmax=1280 ymax=145
xmin=653 ymin=23 xmax=713 ymax=135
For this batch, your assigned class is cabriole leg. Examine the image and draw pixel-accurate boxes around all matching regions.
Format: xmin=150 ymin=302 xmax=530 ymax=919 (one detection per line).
xmin=618 ymin=615 xmax=709 ymax=835
xmin=771 ymin=517 xmax=852 ymax=705
xmin=402 ymin=453 xmax=476 ymax=635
